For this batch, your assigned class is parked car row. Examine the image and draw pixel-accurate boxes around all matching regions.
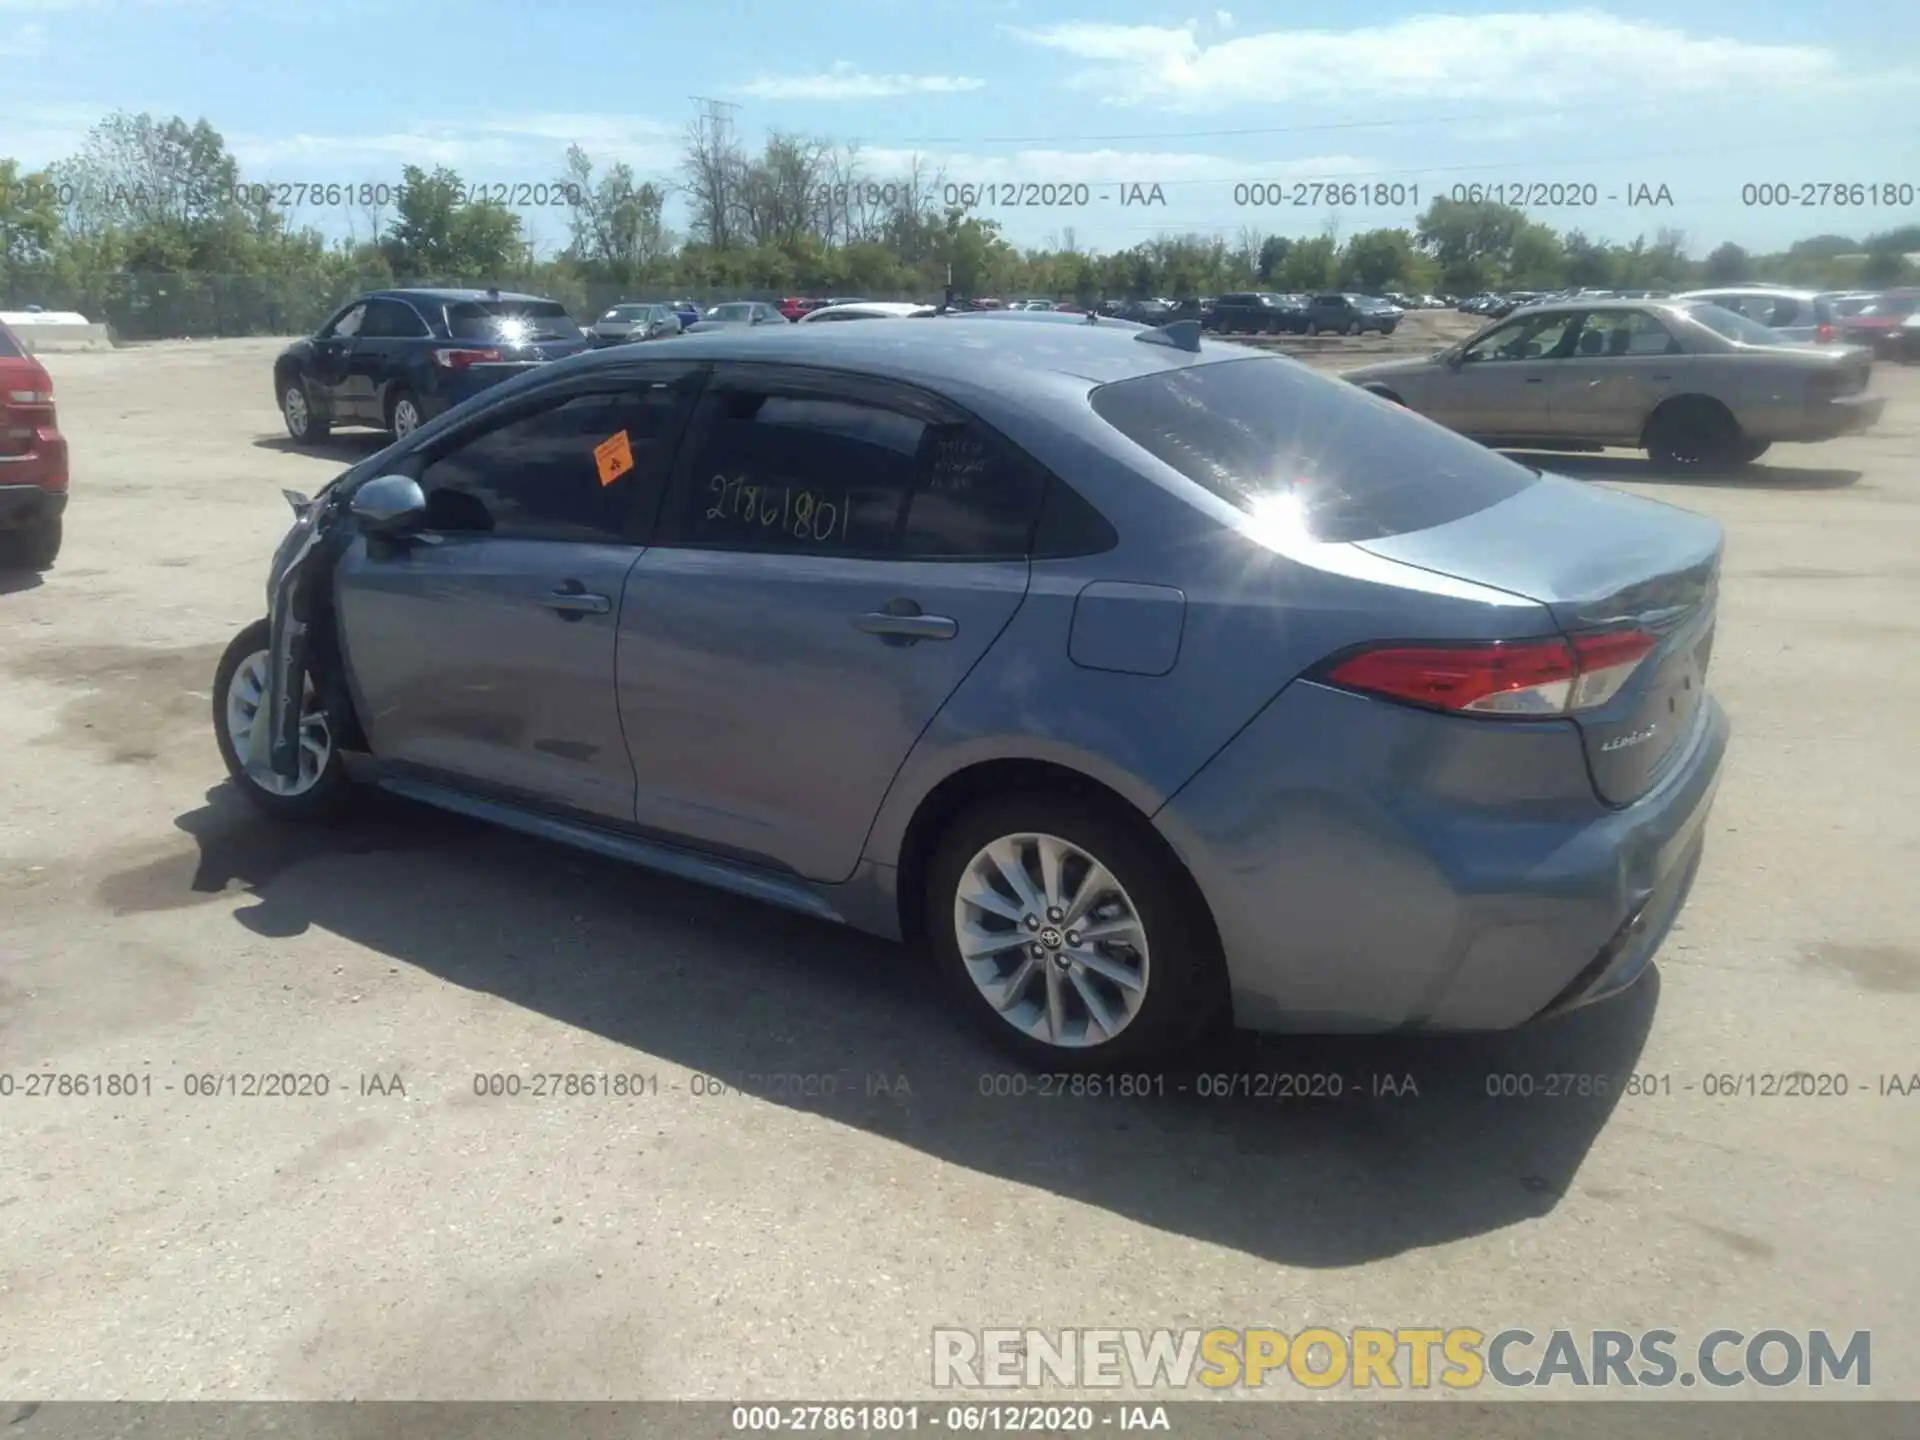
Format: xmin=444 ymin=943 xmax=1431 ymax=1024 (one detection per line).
xmin=1202 ymin=292 xmax=1406 ymax=336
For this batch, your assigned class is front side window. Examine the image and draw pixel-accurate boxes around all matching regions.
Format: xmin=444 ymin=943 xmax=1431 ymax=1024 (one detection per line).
xmin=1461 ymin=311 xmax=1581 ymax=362
xmin=417 ymin=379 xmax=697 ymax=542
xmin=321 ymin=303 xmax=365 ymax=339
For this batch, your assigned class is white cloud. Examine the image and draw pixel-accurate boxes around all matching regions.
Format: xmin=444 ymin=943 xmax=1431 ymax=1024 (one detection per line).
xmin=853 ymin=146 xmax=1372 ymax=187
xmin=738 ymin=62 xmax=986 ymax=100
xmin=227 ymin=115 xmax=682 ymax=177
xmin=0 ymin=20 xmax=46 ymax=51
xmin=1005 ymin=10 xmax=1872 ymax=109
xmin=0 ymin=101 xmax=111 ymax=163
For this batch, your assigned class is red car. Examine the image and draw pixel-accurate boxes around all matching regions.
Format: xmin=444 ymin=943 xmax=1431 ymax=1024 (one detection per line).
xmin=776 ymin=297 xmax=825 ymax=323
xmin=1836 ymin=290 xmax=1920 ymax=357
xmin=0 ymin=319 xmax=66 ymax=571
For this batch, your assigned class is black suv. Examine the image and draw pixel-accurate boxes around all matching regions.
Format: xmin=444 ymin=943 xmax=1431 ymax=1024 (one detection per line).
xmin=273 ymin=288 xmax=590 ymax=445
xmin=1303 ymin=294 xmax=1399 ymax=336
xmin=1207 ymin=292 xmax=1309 ymax=335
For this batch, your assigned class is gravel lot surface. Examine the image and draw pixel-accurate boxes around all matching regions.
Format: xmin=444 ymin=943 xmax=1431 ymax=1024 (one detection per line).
xmin=1 ymin=332 xmax=1915 ymax=1404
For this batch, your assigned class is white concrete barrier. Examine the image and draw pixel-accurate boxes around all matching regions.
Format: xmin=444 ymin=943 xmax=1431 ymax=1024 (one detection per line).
xmin=0 ymin=312 xmax=114 ymax=351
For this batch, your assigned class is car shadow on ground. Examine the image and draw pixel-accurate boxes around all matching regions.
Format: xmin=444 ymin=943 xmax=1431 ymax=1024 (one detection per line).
xmin=251 ymin=433 xmax=391 ymax=462
xmin=122 ymin=784 xmax=1662 ymax=1268
xmin=0 ymin=570 xmax=45 ymax=595
xmin=1503 ymin=449 xmax=1863 ymax=492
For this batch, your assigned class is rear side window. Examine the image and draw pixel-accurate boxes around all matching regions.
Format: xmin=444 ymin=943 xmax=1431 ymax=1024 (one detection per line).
xmin=0 ymin=325 xmax=21 ymax=358
xmin=445 ymin=299 xmax=581 ymax=343
xmin=671 ymin=389 xmax=1045 ymax=558
xmin=1088 ymin=356 xmax=1540 ymax=543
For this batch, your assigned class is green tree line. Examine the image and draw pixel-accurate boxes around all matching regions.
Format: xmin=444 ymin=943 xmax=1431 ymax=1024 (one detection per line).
xmin=2 ymin=110 xmax=1916 ymax=340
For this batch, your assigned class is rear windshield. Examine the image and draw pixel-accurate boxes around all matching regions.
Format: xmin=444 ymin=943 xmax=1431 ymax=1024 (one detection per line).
xmin=445 ymin=299 xmax=581 ymax=342
xmin=1088 ymin=355 xmax=1540 ymax=543
xmin=1680 ymin=302 xmax=1787 ymax=346
xmin=0 ymin=325 xmax=21 ymax=358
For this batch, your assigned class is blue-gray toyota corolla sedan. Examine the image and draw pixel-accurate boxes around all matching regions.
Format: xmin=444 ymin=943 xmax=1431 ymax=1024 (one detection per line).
xmin=214 ymin=316 xmax=1729 ymax=1070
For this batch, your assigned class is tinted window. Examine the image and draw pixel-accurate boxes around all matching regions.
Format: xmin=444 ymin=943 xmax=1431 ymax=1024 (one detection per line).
xmin=0 ymin=325 xmax=21 ymax=358
xmin=900 ymin=425 xmax=1046 ymax=558
xmin=359 ymin=298 xmax=429 ymax=338
xmin=679 ymin=391 xmax=922 ymax=552
xmin=1088 ymin=355 xmax=1540 ymax=543
xmin=710 ymin=304 xmax=752 ymax=322
xmin=445 ymin=299 xmax=581 ymax=343
xmin=1764 ymin=295 xmax=1803 ymax=327
xmin=418 ymin=382 xmax=694 ymax=542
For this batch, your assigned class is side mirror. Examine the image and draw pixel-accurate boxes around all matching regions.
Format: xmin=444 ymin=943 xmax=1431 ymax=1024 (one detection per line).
xmin=350 ymin=474 xmax=428 ymax=537
xmin=1443 ymin=348 xmax=1466 ymax=369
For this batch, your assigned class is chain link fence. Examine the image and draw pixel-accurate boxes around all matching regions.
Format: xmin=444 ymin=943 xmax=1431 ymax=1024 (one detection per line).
xmin=3 ymin=272 xmax=932 ymax=342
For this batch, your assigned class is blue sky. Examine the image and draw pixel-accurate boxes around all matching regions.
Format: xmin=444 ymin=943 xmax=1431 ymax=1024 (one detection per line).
xmin=4 ymin=0 xmax=1917 ymax=258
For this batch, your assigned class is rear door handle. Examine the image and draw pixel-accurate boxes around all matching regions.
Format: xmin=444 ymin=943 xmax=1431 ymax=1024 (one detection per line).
xmin=856 ymin=600 xmax=957 ymax=643
xmin=542 ymin=580 xmax=611 ymax=617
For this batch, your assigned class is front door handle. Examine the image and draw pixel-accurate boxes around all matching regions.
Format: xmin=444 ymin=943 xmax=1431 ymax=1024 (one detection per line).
xmin=542 ymin=580 xmax=611 ymax=617
xmin=1525 ymin=376 xmax=1545 ymax=384
xmin=856 ymin=598 xmax=957 ymax=644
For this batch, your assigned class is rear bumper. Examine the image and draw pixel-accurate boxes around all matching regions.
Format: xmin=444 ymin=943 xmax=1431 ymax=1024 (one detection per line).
xmin=1153 ymin=681 xmax=1730 ymax=1034
xmin=0 ymin=482 xmax=67 ymax=531
xmin=1802 ymin=392 xmax=1886 ymax=439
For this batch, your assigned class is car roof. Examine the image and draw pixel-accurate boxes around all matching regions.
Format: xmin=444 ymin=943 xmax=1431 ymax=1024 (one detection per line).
xmin=1680 ymin=285 xmax=1824 ymax=300
xmin=803 ymin=302 xmax=931 ymax=319
xmin=372 ymin=288 xmax=556 ymax=305
xmin=569 ymin=313 xmax=1219 ymax=386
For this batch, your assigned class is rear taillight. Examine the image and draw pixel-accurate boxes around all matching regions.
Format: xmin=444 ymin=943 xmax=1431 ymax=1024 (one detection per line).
xmin=7 ymin=389 xmax=53 ymax=404
xmin=432 ymin=347 xmax=504 ymax=369
xmin=1322 ymin=630 xmax=1658 ymax=717
xmin=1816 ymin=323 xmax=1836 ymax=343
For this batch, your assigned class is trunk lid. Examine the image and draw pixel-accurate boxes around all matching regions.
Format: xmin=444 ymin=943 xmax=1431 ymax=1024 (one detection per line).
xmin=1356 ymin=473 xmax=1723 ymax=806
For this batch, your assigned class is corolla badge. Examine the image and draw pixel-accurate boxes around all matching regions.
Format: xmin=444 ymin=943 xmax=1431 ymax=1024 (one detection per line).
xmin=1601 ymin=724 xmax=1659 ymax=753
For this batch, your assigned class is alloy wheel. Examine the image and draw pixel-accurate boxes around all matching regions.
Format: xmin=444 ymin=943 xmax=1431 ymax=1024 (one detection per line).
xmin=391 ymin=397 xmax=420 ymax=439
xmin=951 ymin=832 xmax=1151 ymax=1048
xmin=224 ymin=650 xmax=331 ymax=796
xmin=283 ymin=386 xmax=309 ymax=438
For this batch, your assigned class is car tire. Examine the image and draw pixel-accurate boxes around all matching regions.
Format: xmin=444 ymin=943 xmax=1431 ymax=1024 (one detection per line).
xmin=0 ymin=516 xmax=61 ymax=571
xmin=387 ymin=389 xmax=423 ymax=441
xmin=212 ymin=618 xmax=359 ymax=824
xmin=1380 ymin=324 xmax=1398 ymax=337
xmin=924 ymin=792 xmax=1224 ymax=1071
xmin=1646 ymin=398 xmax=1744 ymax=472
xmin=1345 ymin=320 xmax=1361 ymax=336
xmin=1735 ymin=438 xmax=1772 ymax=465
xmin=281 ymin=380 xmax=329 ymax=443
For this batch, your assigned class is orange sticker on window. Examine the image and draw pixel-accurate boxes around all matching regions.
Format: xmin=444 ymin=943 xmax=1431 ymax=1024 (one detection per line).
xmin=594 ymin=430 xmax=634 ymax=487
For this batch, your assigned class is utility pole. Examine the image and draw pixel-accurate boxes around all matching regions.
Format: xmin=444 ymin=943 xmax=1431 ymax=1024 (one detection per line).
xmin=688 ymin=97 xmax=743 ymax=250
